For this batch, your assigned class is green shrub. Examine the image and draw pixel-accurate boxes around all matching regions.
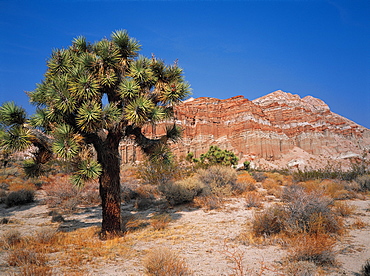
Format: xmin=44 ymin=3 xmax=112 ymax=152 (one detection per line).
xmin=159 ymin=177 xmax=203 ymax=206
xmin=5 ymin=189 xmax=35 ymax=207
xmin=197 ymin=165 xmax=237 ymax=196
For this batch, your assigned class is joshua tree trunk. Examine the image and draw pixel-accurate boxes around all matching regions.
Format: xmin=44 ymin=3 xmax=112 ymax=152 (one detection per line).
xmin=95 ymin=133 xmax=122 ymax=235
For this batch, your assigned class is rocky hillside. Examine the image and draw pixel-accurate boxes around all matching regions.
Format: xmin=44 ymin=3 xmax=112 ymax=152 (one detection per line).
xmin=120 ymin=90 xmax=370 ymax=169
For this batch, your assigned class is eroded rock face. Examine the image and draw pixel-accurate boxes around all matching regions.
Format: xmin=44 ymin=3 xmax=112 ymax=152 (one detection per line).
xmin=120 ymin=90 xmax=370 ymax=169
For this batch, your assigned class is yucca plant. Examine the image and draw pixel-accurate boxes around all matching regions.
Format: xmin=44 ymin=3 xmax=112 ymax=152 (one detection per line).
xmin=0 ymin=30 xmax=191 ymax=235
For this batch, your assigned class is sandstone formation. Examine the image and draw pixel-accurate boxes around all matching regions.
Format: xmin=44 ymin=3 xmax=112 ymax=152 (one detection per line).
xmin=120 ymin=90 xmax=370 ymax=169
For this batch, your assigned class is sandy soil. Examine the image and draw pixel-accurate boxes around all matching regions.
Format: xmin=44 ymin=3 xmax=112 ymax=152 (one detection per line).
xmin=0 ymin=191 xmax=369 ymax=275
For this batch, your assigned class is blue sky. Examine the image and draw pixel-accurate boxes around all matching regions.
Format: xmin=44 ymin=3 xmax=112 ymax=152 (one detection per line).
xmin=1 ymin=0 xmax=369 ymax=128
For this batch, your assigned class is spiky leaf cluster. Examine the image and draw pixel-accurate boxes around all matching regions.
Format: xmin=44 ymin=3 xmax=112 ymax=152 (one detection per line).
xmin=1 ymin=30 xmax=190 ymax=185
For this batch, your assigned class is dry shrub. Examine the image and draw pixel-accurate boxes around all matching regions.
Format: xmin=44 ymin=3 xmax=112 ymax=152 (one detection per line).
xmin=284 ymin=187 xmax=341 ymax=234
xmin=252 ymin=187 xmax=342 ymax=238
xmin=244 ymin=192 xmax=263 ymax=208
xmin=193 ymin=195 xmax=223 ymax=210
xmin=356 ymin=174 xmax=370 ymax=191
xmin=6 ymin=176 xmax=36 ymax=192
xmin=143 ymin=247 xmax=192 ymax=276
xmin=360 ymin=259 xmax=370 ymax=276
xmin=197 ymin=165 xmax=237 ymax=196
xmin=333 ymin=201 xmax=356 ymax=217
xmin=251 ymin=171 xmax=267 ymax=182
xmin=319 ymin=179 xmax=356 ymax=199
xmin=252 ymin=204 xmax=287 ymax=237
xmin=159 ymin=177 xmax=203 ymax=206
xmin=264 ymin=172 xmax=285 ymax=184
xmin=235 ymin=172 xmax=257 ymax=194
xmin=150 ymin=213 xmax=172 ymax=231
xmin=42 ymin=173 xmax=99 ymax=210
xmin=287 ymin=233 xmax=337 ymax=266
xmin=7 ymin=248 xmax=47 ymax=267
xmin=5 ymin=189 xmax=35 ymax=207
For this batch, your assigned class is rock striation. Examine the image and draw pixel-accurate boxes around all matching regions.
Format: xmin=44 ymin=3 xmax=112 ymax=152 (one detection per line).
xmin=120 ymin=90 xmax=370 ymax=169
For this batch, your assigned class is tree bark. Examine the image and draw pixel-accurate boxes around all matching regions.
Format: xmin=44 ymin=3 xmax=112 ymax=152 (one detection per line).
xmin=94 ymin=133 xmax=122 ymax=236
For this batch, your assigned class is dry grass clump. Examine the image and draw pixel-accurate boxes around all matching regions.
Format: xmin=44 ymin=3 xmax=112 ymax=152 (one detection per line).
xmin=235 ymin=172 xmax=257 ymax=193
xmin=150 ymin=213 xmax=172 ymax=231
xmin=264 ymin=172 xmax=292 ymax=186
xmin=351 ymin=218 xmax=367 ymax=229
xmin=333 ymin=201 xmax=356 ymax=217
xmin=252 ymin=204 xmax=287 ymax=237
xmin=320 ymin=179 xmax=357 ymax=200
xmin=244 ymin=191 xmax=263 ymax=208
xmin=283 ymin=261 xmax=318 ymax=276
xmin=1 ymin=230 xmax=23 ymax=249
xmin=7 ymin=248 xmax=48 ymax=267
xmin=287 ymin=233 xmax=337 ymax=266
xmin=143 ymin=247 xmax=192 ymax=276
xmin=261 ymin=178 xmax=282 ymax=197
xmin=193 ymin=195 xmax=223 ymax=210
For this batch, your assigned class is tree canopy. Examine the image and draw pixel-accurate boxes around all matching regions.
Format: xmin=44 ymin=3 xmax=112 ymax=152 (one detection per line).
xmin=0 ymin=30 xmax=191 ymax=235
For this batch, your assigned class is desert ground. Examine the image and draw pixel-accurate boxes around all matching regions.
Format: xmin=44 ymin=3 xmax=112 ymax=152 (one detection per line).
xmin=1 ymin=184 xmax=369 ymax=276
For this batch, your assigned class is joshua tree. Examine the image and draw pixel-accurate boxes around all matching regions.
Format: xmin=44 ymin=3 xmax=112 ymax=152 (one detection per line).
xmin=0 ymin=30 xmax=190 ymax=235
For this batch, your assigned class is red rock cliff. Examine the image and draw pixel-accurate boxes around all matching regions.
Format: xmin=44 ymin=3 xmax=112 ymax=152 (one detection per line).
xmin=120 ymin=90 xmax=370 ymax=168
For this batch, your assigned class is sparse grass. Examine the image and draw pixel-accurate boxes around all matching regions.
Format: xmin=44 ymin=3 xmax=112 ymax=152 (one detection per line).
xmin=143 ymin=247 xmax=192 ymax=276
